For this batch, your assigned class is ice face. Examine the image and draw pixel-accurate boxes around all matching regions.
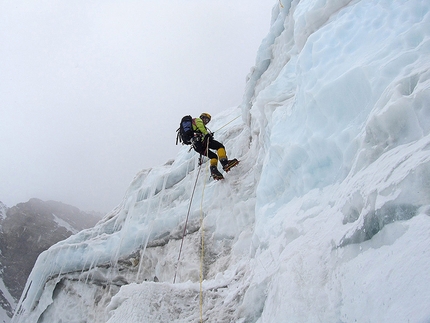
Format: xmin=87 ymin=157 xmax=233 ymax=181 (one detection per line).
xmin=13 ymin=0 xmax=430 ymax=322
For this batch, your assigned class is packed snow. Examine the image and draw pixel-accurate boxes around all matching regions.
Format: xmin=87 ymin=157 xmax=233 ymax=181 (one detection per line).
xmin=12 ymin=0 xmax=430 ymax=322
xmin=51 ymin=214 xmax=79 ymax=234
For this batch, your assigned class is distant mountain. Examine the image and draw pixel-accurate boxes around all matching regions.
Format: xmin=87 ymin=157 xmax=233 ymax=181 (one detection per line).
xmin=0 ymin=199 xmax=102 ymax=322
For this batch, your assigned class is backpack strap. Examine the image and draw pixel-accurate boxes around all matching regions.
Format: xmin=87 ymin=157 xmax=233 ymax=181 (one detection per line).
xmin=176 ymin=127 xmax=181 ymax=145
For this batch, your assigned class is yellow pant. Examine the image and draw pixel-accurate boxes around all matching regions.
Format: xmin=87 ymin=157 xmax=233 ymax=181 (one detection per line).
xmin=210 ymin=148 xmax=226 ymax=166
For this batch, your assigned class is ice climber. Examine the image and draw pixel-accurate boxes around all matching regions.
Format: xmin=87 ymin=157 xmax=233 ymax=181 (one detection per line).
xmin=188 ymin=113 xmax=238 ymax=180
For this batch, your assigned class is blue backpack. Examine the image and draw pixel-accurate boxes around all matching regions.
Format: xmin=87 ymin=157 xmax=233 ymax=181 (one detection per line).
xmin=176 ymin=115 xmax=194 ymax=145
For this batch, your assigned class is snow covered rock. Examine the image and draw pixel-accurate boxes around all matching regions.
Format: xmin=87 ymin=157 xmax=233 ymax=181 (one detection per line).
xmin=0 ymin=199 xmax=100 ymax=322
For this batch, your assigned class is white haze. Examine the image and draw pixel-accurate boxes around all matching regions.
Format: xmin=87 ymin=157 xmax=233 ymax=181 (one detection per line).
xmin=0 ymin=0 xmax=273 ymax=213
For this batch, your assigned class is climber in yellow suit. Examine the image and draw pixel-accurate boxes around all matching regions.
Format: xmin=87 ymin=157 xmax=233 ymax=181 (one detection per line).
xmin=191 ymin=113 xmax=238 ymax=180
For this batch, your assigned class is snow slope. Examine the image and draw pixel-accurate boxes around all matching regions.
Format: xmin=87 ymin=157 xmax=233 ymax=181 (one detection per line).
xmin=13 ymin=0 xmax=430 ymax=322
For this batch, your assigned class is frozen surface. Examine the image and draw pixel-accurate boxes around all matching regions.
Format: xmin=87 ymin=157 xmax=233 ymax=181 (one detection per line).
xmin=12 ymin=0 xmax=430 ymax=322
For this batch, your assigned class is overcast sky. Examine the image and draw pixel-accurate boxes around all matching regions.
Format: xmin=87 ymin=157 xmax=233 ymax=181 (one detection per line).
xmin=0 ymin=0 xmax=274 ymax=213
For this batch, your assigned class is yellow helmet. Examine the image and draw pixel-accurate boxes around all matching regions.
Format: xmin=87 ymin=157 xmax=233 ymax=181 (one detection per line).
xmin=200 ymin=113 xmax=211 ymax=121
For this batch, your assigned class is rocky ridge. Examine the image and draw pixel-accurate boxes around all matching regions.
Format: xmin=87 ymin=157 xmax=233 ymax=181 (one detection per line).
xmin=0 ymin=199 xmax=101 ymax=322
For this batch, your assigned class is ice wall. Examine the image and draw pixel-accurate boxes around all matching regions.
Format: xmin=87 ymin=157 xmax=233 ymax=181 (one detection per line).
xmin=248 ymin=0 xmax=430 ymax=202
xmin=242 ymin=0 xmax=430 ymax=321
xmin=13 ymin=0 xmax=430 ymax=322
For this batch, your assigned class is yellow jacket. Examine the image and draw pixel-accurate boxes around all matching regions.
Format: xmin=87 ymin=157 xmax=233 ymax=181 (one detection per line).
xmin=192 ymin=118 xmax=209 ymax=136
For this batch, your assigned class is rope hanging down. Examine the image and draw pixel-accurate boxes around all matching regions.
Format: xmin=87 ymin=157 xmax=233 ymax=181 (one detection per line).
xmin=199 ymin=151 xmax=210 ymax=322
xmin=172 ymin=132 xmax=212 ymax=321
xmin=173 ymin=156 xmax=202 ymax=284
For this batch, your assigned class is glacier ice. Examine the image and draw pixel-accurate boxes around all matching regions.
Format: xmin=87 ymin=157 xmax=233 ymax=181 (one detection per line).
xmin=12 ymin=0 xmax=430 ymax=322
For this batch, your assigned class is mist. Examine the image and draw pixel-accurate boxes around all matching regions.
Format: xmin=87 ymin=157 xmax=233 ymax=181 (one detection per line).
xmin=0 ymin=0 xmax=274 ymax=212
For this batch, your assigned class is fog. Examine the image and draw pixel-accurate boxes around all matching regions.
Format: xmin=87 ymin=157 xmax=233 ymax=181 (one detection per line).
xmin=0 ymin=0 xmax=274 ymax=212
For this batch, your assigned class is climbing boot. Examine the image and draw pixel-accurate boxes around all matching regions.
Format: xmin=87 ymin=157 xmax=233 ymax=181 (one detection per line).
xmin=221 ymin=159 xmax=239 ymax=172
xmin=210 ymin=166 xmax=224 ymax=180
